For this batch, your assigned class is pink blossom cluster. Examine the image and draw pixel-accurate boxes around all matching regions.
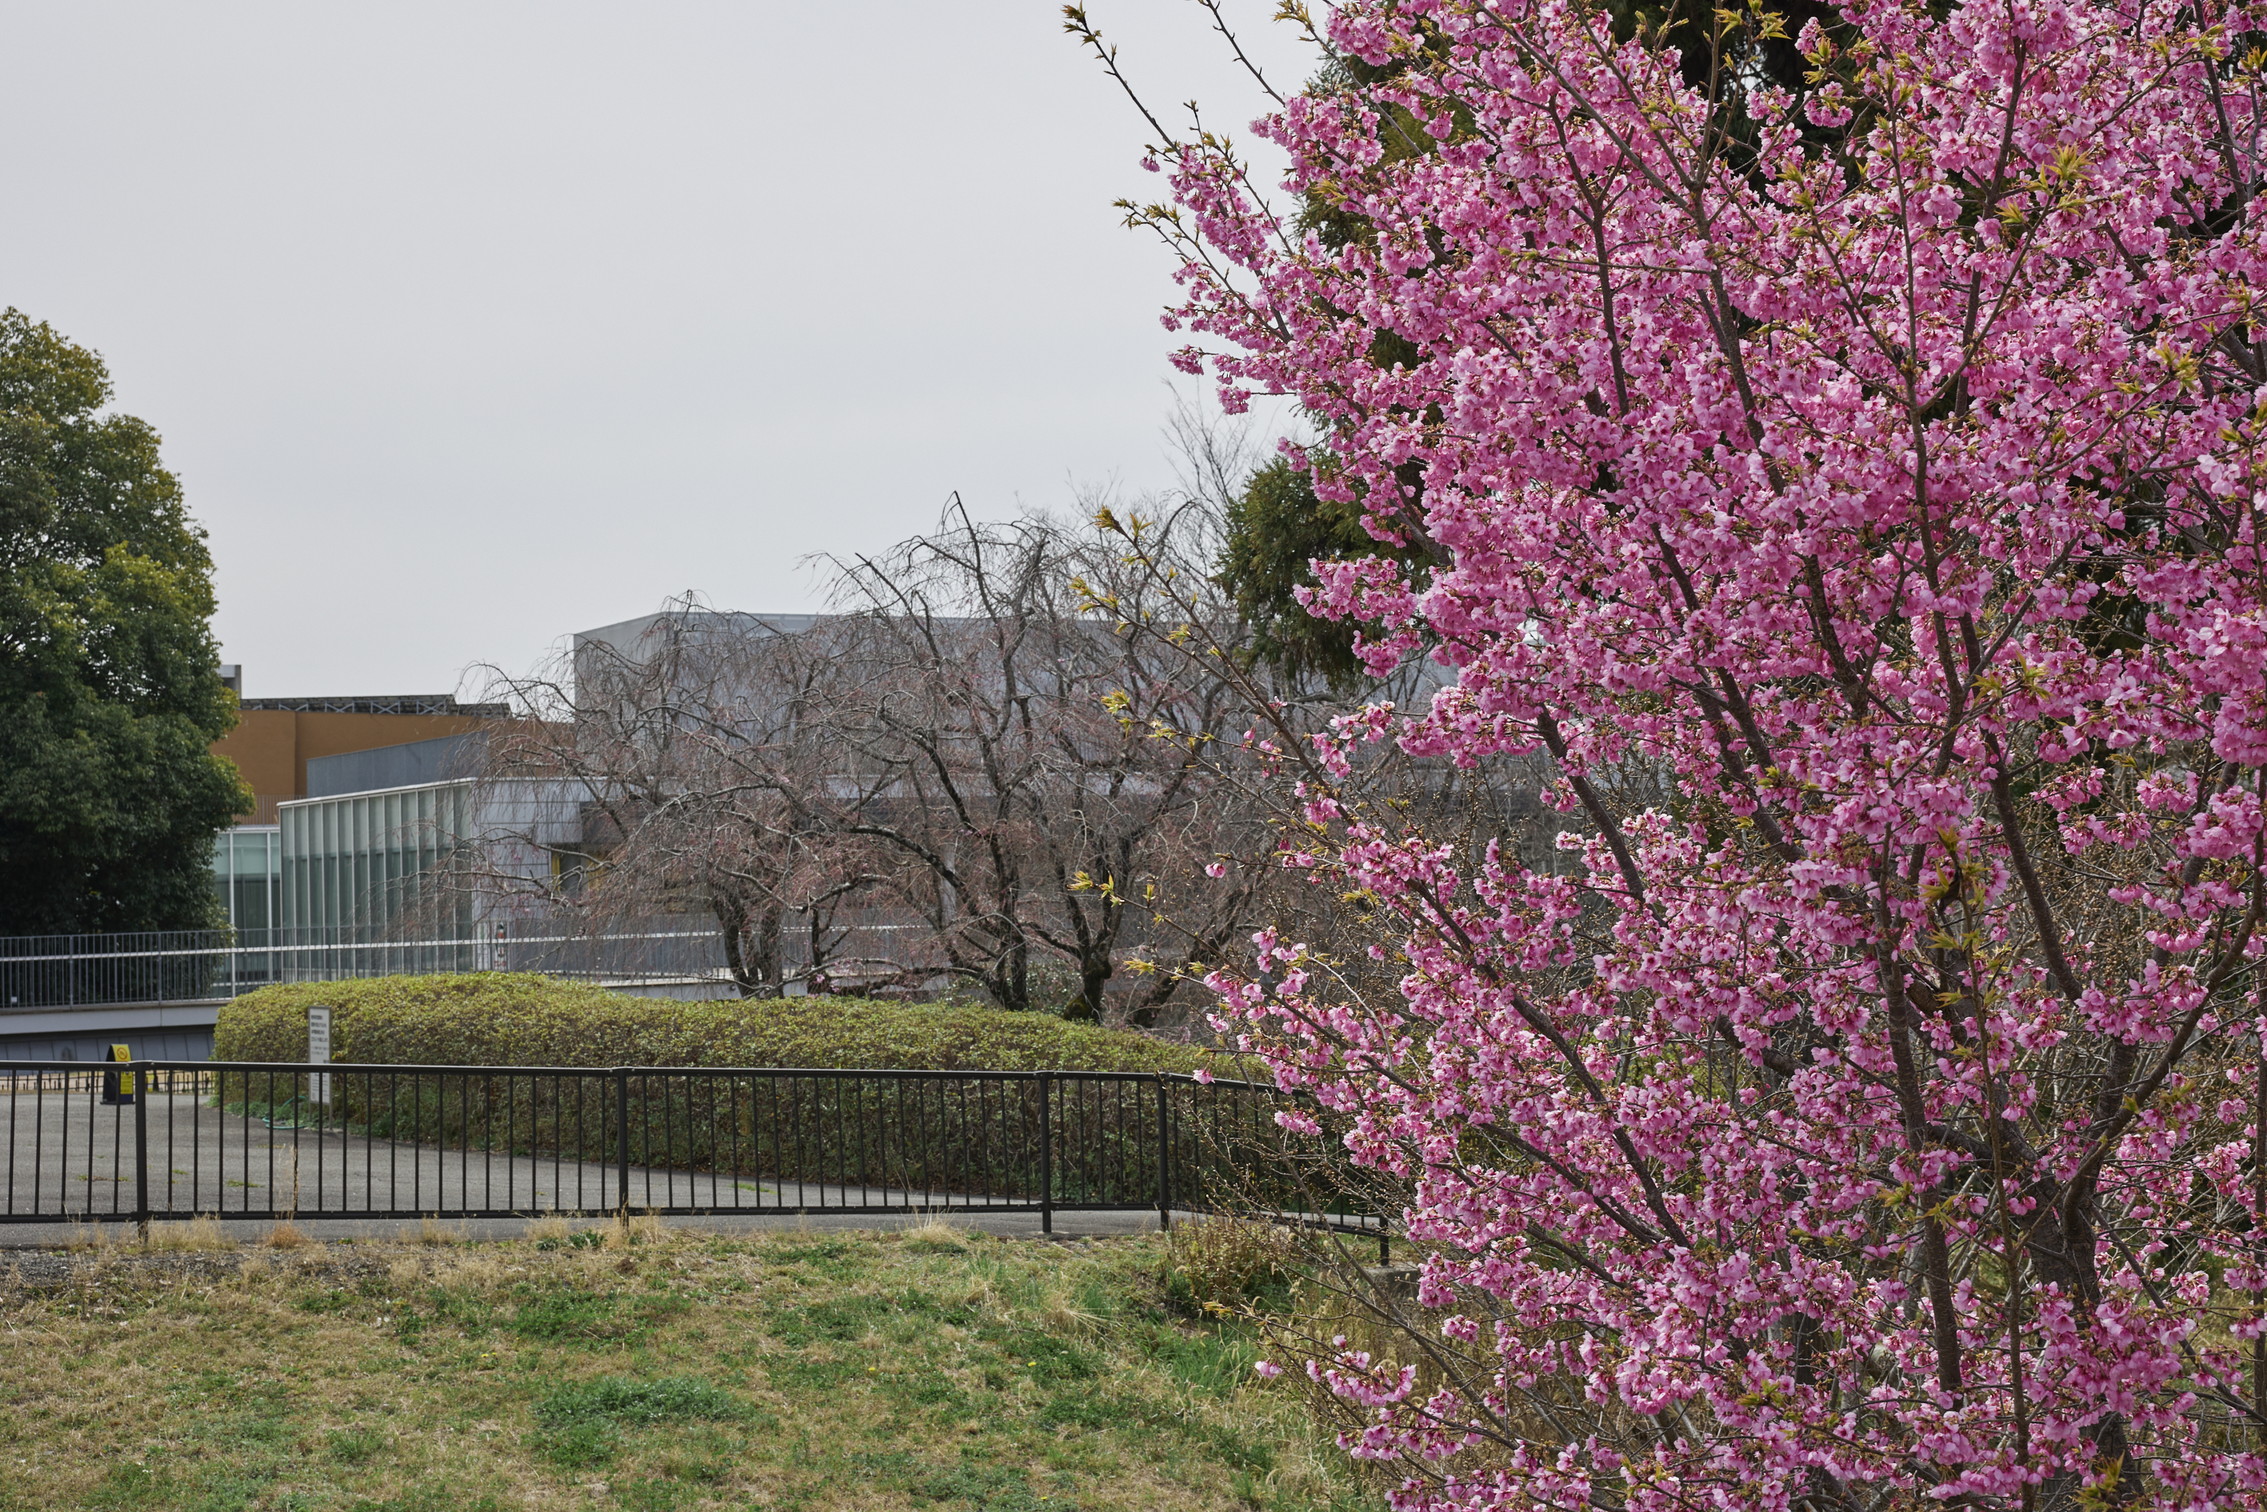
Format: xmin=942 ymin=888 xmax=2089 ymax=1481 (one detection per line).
xmin=1149 ymin=0 xmax=2267 ymax=1503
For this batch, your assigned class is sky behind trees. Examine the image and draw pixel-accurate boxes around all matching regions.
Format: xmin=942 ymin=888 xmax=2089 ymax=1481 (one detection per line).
xmin=0 ymin=3 xmax=1314 ymax=696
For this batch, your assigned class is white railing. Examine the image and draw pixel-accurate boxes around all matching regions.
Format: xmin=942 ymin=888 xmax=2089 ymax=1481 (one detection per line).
xmin=0 ymin=922 xmax=939 ymax=1010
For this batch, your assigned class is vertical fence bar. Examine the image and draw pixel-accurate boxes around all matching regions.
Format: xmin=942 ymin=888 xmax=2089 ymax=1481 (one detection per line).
xmin=158 ymin=1066 xmax=171 ymax=1216
xmin=780 ymin=1074 xmax=796 ymax=1211
xmin=969 ymin=1079 xmax=984 ymax=1210
xmin=134 ymin=1067 xmax=149 ymax=1239
xmin=640 ymin=1074 xmax=654 ymax=1211
xmin=387 ymin=1070 xmax=399 ymax=1215
xmin=314 ymin=1059 xmax=327 ymax=1218
xmin=728 ymin=1074 xmax=743 ymax=1210
xmin=48 ymin=1069 xmax=60 ymax=1218
xmin=567 ymin=1075 xmax=582 ymax=1213
xmin=191 ymin=1068 xmax=202 ymax=1219
xmin=1154 ymin=1075 xmax=1171 ymax=1232
xmin=1037 ymin=1072 xmax=1052 ymax=1235
xmin=615 ymin=1067 xmax=631 ymax=1217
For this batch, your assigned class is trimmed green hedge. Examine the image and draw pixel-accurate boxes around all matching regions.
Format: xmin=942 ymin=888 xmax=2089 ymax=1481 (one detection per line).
xmin=213 ymin=973 xmax=1217 ymax=1075
xmin=202 ymin=975 xmax=1293 ymax=1208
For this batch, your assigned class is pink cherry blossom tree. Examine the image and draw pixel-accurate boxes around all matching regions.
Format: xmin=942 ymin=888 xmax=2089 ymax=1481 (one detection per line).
xmin=1082 ymin=0 xmax=2267 ymax=1503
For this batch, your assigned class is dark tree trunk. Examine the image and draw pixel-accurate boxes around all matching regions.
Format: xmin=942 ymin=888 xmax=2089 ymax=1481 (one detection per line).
xmin=1064 ymin=958 xmax=1109 ymax=1022
xmin=985 ymin=932 xmax=1030 ymax=1012
xmin=717 ymin=895 xmax=781 ymax=998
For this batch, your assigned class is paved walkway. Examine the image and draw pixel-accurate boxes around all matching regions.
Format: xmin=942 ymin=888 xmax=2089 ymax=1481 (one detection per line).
xmin=0 ymin=1208 xmax=1167 ymax=1249
xmin=1 ymin=1089 xmax=1060 ymax=1228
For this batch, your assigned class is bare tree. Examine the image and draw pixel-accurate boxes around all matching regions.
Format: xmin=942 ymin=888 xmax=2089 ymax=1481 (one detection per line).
xmin=461 ymin=423 xmax=1563 ymax=1022
xmin=821 ymin=499 xmax=1267 ymax=1020
xmin=476 ymin=604 xmax=887 ymax=996
xmin=1062 ymin=495 xmax=1588 ymax=1042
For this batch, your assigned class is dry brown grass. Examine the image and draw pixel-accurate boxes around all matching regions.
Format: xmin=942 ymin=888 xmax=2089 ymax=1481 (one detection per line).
xmin=603 ymin=1210 xmax=665 ymax=1249
xmin=1160 ymin=1215 xmax=1311 ymax=1313
xmin=61 ymin=1219 xmax=121 ymax=1254
xmin=524 ymin=1212 xmax=573 ymax=1245
xmin=0 ymin=1225 xmax=1373 ymax=1511
xmin=410 ymin=1215 xmax=461 ymax=1246
xmin=260 ymin=1220 xmax=312 ymax=1250
xmin=900 ymin=1216 xmax=970 ymax=1250
xmin=145 ymin=1215 xmax=232 ymax=1252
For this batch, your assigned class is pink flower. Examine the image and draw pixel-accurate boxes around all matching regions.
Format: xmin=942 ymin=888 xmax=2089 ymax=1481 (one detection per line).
xmin=1133 ymin=0 xmax=2267 ymax=1498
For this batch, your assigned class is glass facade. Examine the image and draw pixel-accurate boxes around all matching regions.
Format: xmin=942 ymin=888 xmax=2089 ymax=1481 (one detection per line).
xmin=280 ymin=780 xmax=476 ymax=937
xmin=210 ymin=825 xmax=282 ymax=933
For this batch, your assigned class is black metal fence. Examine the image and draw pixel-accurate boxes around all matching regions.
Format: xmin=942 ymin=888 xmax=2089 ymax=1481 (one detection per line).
xmin=0 ymin=1061 xmax=1379 ymax=1237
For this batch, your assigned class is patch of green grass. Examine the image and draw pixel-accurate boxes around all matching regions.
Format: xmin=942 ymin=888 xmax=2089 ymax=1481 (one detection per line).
xmin=764 ymin=1353 xmax=863 ymax=1390
xmin=977 ymin=1323 xmax=1098 ymax=1382
xmin=1037 ymin=1390 xmax=1124 ymax=1431
xmin=424 ymin=1287 xmax=492 ymax=1334
xmin=530 ymin=1419 xmax=617 ymax=1470
xmin=1132 ymin=1319 xmax=1265 ymax=1397
xmin=327 ymin=1427 xmax=387 ymax=1464
xmin=613 ymin=1481 xmax=696 ymax=1511
xmin=913 ymin=1458 xmax=1071 ymax=1509
xmin=658 ymin=1427 xmax=740 ymax=1482
xmin=768 ymin=1237 xmax=867 ymax=1276
xmin=508 ymin=1283 xmax=624 ymax=1342
xmin=769 ymin=1294 xmax=886 ymax=1346
xmin=1 ymin=1228 xmax=1375 ymax=1511
xmin=884 ymin=1369 xmax=969 ymax=1411
xmin=87 ymin=1466 xmax=169 ymax=1509
xmin=342 ymin=1492 xmax=505 ymax=1512
xmin=535 ymin=1376 xmax=748 ymax=1427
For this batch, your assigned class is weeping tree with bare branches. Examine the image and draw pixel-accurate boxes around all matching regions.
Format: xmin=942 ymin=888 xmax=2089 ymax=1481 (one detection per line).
xmin=478 ymin=605 xmax=887 ymax=996
xmin=822 ymin=499 xmax=1271 ymax=1021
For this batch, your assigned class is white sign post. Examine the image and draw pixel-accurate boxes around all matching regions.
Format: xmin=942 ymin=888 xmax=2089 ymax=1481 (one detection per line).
xmin=307 ymin=1003 xmax=332 ymax=1106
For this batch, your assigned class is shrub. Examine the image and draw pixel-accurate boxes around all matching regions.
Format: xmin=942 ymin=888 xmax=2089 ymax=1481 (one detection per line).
xmin=213 ymin=974 xmax=1217 ymax=1074
xmin=207 ymin=975 xmax=1263 ymax=1205
xmin=1159 ymin=1216 xmax=1308 ymax=1315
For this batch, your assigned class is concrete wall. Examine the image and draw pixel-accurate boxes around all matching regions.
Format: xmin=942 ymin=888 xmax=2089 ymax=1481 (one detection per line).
xmin=0 ymin=1027 xmax=213 ymax=1062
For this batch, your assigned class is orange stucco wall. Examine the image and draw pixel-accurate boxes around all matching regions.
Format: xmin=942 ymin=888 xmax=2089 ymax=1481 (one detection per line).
xmin=213 ymin=710 xmax=504 ymax=822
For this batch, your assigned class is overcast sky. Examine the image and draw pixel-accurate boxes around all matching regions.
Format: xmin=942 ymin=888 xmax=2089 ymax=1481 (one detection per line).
xmin=0 ymin=4 xmax=1317 ymax=698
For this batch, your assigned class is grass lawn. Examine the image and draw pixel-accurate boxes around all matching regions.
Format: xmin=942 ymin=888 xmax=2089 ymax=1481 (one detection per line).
xmin=0 ymin=1220 xmax=1373 ymax=1512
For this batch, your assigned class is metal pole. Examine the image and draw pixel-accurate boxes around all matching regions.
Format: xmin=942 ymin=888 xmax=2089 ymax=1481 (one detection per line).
xmin=1153 ymin=1075 xmax=1171 ymax=1233
xmin=1037 ymin=1073 xmax=1052 ymax=1236
xmin=133 ymin=1063 xmax=149 ymax=1242
xmin=616 ymin=1068 xmax=632 ymax=1222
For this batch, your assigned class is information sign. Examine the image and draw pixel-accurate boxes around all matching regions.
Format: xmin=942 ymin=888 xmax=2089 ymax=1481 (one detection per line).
xmin=307 ymin=1004 xmax=332 ymax=1106
xmin=101 ymin=1043 xmax=137 ymax=1105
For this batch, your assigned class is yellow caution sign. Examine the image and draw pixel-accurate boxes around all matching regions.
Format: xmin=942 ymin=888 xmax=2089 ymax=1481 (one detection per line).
xmin=102 ymin=1043 xmax=137 ymax=1105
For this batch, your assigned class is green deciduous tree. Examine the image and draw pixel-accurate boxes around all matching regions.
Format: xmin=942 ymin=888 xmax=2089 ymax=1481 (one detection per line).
xmin=0 ymin=309 xmax=246 ymax=936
